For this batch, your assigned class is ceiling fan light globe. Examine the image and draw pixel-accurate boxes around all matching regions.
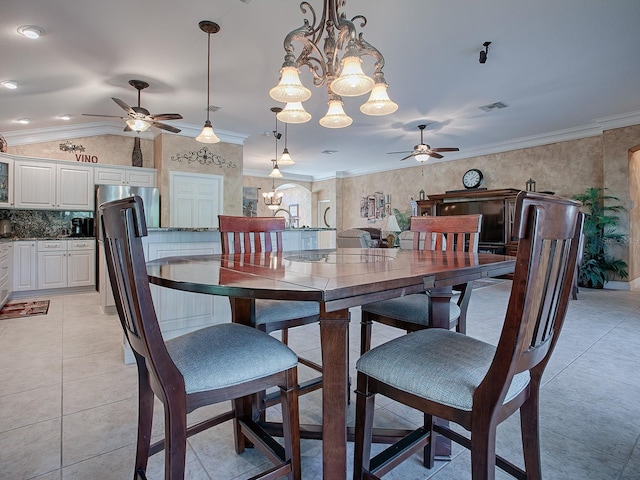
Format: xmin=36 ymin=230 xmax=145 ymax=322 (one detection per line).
xmin=319 ymin=100 xmax=353 ymax=128
xmin=414 ymin=153 xmax=430 ymax=162
xmin=277 ymin=102 xmax=312 ymax=124
xmin=126 ymin=118 xmax=151 ymax=132
xmin=270 ymin=66 xmax=312 ymax=103
xmin=330 ymin=55 xmax=374 ymax=97
xmin=196 ymin=121 xmax=221 ymax=143
xmin=360 ymin=83 xmax=398 ymax=116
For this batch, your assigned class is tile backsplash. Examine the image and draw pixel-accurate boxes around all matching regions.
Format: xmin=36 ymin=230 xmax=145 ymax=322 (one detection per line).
xmin=0 ymin=209 xmax=93 ymax=238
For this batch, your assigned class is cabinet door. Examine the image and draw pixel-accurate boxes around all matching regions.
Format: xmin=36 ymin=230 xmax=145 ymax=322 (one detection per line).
xmin=126 ymin=169 xmax=156 ymax=187
xmin=13 ymin=241 xmax=37 ymax=291
xmin=94 ymin=167 xmax=126 ymax=185
xmin=38 ymin=250 xmax=67 ymax=289
xmin=14 ymin=161 xmax=56 ymax=209
xmin=0 ymin=156 xmax=14 ymax=208
xmin=57 ymin=164 xmax=94 ymax=210
xmin=67 ymin=250 xmax=95 ymax=287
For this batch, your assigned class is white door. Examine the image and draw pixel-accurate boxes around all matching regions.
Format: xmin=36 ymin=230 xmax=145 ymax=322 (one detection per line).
xmin=169 ymin=171 xmax=223 ymax=227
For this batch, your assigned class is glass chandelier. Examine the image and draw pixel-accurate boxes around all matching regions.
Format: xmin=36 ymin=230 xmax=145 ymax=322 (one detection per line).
xmin=269 ymin=0 xmax=398 ymax=129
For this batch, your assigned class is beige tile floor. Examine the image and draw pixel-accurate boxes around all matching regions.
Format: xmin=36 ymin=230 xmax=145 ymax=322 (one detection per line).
xmin=1 ymin=282 xmax=639 ymax=479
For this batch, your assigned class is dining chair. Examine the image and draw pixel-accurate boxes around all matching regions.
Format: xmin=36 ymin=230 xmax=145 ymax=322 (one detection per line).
xmin=359 ymin=214 xmax=482 ymax=356
xmin=218 ymin=215 xmax=322 ymax=404
xmin=352 ymin=191 xmax=583 ymax=480
xmin=100 ymin=197 xmax=301 ymax=480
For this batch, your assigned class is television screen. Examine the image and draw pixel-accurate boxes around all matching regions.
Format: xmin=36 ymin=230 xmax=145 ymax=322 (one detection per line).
xmin=436 ymin=199 xmax=505 ymax=244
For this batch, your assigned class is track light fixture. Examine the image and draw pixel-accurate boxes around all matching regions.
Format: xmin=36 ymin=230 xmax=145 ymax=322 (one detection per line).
xmin=479 ymin=41 xmax=491 ymax=64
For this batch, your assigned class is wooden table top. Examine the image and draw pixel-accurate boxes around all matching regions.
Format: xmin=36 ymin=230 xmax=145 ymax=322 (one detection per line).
xmin=147 ymin=248 xmax=515 ymax=311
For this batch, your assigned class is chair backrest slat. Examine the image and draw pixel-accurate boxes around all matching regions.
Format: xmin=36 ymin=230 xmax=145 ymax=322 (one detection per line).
xmin=219 ymin=215 xmax=285 ymax=254
xmin=477 ymin=192 xmax=583 ymax=407
xmin=409 ymin=214 xmax=482 ymax=252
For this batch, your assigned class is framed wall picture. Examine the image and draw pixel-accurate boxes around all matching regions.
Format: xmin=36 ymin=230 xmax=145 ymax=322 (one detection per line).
xmin=289 ymin=204 xmax=299 ymax=217
xmin=242 ymin=187 xmax=258 ymax=217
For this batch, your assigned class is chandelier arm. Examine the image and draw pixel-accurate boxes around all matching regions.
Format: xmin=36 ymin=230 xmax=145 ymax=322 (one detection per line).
xmin=356 ymin=33 xmax=385 ymax=73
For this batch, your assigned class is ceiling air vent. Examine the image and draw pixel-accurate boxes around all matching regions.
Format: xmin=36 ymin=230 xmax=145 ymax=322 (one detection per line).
xmin=478 ymin=101 xmax=507 ymax=112
xmin=321 ymin=149 xmax=338 ymax=155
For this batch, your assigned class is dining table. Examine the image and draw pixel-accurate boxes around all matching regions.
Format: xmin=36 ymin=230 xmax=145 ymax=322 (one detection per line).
xmin=146 ymin=247 xmax=516 ymax=480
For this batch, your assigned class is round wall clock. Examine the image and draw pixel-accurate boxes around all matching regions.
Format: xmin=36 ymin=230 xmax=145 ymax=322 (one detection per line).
xmin=462 ymin=168 xmax=483 ymax=189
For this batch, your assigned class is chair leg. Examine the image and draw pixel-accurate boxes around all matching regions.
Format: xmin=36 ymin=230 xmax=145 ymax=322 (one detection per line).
xmin=520 ymin=388 xmax=543 ymax=479
xmin=470 ymin=418 xmax=497 ymax=480
xmin=282 ymin=328 xmax=289 ymax=345
xmin=423 ymin=413 xmax=436 ymax=469
xmin=164 ymin=400 xmax=188 ymax=480
xmin=134 ymin=366 xmax=154 ymax=480
xmin=353 ymin=373 xmax=376 ymax=480
xmin=233 ymin=395 xmax=255 ymax=453
xmin=280 ymin=368 xmax=301 ymax=480
xmin=360 ymin=311 xmax=373 ymax=355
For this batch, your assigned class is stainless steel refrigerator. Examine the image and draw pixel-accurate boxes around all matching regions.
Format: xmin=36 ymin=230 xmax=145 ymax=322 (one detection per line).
xmin=95 ymin=185 xmax=160 ymax=239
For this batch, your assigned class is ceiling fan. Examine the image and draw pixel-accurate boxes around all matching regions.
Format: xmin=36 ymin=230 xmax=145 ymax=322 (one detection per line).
xmin=388 ymin=124 xmax=459 ymax=162
xmin=83 ymin=79 xmax=183 ymax=133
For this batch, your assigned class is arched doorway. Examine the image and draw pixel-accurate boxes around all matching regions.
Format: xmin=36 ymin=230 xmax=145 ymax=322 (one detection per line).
xmin=273 ymin=183 xmax=312 ymax=228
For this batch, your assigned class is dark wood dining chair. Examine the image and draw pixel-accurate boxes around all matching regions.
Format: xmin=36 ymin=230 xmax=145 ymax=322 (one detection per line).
xmin=360 ymin=214 xmax=482 ymax=356
xmin=352 ymin=191 xmax=583 ymax=480
xmin=218 ymin=215 xmax=322 ymax=404
xmin=100 ymin=197 xmax=301 ymax=480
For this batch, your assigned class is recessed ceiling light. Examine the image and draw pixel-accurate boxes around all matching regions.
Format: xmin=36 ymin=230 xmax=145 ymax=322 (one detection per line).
xmin=17 ymin=25 xmax=42 ymax=39
xmin=14 ymin=118 xmax=30 ymax=124
xmin=57 ymin=114 xmax=72 ymax=120
xmin=1 ymin=81 xmax=18 ymax=89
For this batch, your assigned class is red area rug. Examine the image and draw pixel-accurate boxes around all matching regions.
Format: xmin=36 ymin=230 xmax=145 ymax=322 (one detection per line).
xmin=0 ymin=300 xmax=50 ymax=320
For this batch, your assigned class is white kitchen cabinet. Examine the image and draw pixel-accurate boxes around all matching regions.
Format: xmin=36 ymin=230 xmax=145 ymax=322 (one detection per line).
xmin=0 ymin=156 xmax=14 ymax=208
xmin=13 ymin=241 xmax=37 ymax=291
xmin=37 ymin=239 xmax=95 ymax=289
xmin=67 ymin=239 xmax=95 ymax=287
xmin=0 ymin=242 xmax=13 ymax=308
xmin=94 ymin=165 xmax=157 ymax=187
xmin=37 ymin=241 xmax=67 ymax=289
xmin=14 ymin=160 xmax=94 ymax=210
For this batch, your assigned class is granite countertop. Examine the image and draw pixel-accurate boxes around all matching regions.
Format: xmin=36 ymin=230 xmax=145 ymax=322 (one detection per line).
xmin=0 ymin=235 xmax=96 ymax=242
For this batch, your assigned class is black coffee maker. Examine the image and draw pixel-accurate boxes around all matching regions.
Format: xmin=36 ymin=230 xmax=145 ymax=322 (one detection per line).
xmin=71 ymin=218 xmax=94 ymax=236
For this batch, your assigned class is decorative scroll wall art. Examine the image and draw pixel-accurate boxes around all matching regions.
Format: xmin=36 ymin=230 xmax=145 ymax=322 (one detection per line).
xmin=171 ymin=146 xmax=237 ymax=168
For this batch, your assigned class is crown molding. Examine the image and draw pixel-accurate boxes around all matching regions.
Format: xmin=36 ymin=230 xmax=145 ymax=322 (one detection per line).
xmin=243 ymin=168 xmax=313 ymax=183
xmin=3 ymin=121 xmax=248 ymax=146
xmin=594 ymin=110 xmax=640 ymax=130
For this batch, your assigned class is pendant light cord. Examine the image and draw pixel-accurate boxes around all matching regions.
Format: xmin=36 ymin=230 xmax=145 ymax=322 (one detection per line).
xmin=206 ymin=32 xmax=211 ymax=123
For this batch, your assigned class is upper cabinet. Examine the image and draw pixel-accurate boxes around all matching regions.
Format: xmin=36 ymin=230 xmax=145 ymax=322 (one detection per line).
xmin=14 ymin=160 xmax=94 ymax=211
xmin=94 ymin=165 xmax=157 ymax=187
xmin=0 ymin=156 xmax=14 ymax=208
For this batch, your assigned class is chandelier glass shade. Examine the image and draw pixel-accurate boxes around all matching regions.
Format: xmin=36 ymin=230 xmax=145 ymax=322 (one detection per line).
xmin=196 ymin=20 xmax=221 ymax=144
xmin=270 ymin=0 xmax=396 ymax=129
xmin=278 ymin=122 xmax=295 ymax=165
xmin=263 ymin=187 xmax=284 ymax=210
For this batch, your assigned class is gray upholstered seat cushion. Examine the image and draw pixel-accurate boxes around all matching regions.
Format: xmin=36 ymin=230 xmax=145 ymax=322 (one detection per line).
xmin=254 ymin=299 xmax=320 ymax=325
xmin=166 ymin=323 xmax=298 ymax=394
xmin=361 ymin=293 xmax=461 ymax=325
xmin=356 ymin=328 xmax=530 ymax=411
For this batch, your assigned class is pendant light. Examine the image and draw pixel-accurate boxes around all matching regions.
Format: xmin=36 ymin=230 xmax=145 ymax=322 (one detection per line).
xmin=278 ymin=116 xmax=294 ymax=166
xmin=196 ymin=20 xmax=221 ymax=144
xmin=269 ymin=108 xmax=284 ymax=178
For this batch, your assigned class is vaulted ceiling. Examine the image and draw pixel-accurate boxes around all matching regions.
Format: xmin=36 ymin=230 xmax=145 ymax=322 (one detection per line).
xmin=2 ymin=0 xmax=640 ymax=180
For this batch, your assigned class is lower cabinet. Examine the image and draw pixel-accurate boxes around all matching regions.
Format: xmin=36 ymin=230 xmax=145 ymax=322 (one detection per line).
xmin=37 ymin=239 xmax=95 ymax=289
xmin=13 ymin=239 xmax=95 ymax=293
xmin=0 ymin=243 xmax=13 ymax=308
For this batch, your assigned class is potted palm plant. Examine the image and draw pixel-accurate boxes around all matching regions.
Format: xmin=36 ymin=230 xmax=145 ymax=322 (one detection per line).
xmin=572 ymin=187 xmax=628 ymax=288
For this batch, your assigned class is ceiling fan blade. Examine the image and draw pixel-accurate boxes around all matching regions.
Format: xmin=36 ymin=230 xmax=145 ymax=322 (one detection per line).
xmin=112 ymin=97 xmax=135 ymax=114
xmin=430 ymin=147 xmax=459 ymax=153
xmin=428 ymin=152 xmax=444 ymax=159
xmin=387 ymin=150 xmax=413 ymax=155
xmin=82 ymin=113 xmax=127 ymax=119
xmin=150 ymin=113 xmax=183 ymax=121
xmin=123 ymin=125 xmax=133 ymax=132
xmin=151 ymin=121 xmax=181 ymax=133
xmin=399 ymin=154 xmax=415 ymax=161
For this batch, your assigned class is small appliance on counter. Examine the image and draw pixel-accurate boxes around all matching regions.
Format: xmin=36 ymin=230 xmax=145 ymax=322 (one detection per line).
xmin=71 ymin=217 xmax=94 ymax=237
xmin=0 ymin=219 xmax=12 ymax=237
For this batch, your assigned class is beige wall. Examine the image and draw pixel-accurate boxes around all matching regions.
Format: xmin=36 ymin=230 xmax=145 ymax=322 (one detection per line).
xmin=628 ymin=146 xmax=640 ymax=280
xmin=8 ymin=134 xmax=154 ymax=167
xmin=154 ymin=134 xmax=243 ymax=225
